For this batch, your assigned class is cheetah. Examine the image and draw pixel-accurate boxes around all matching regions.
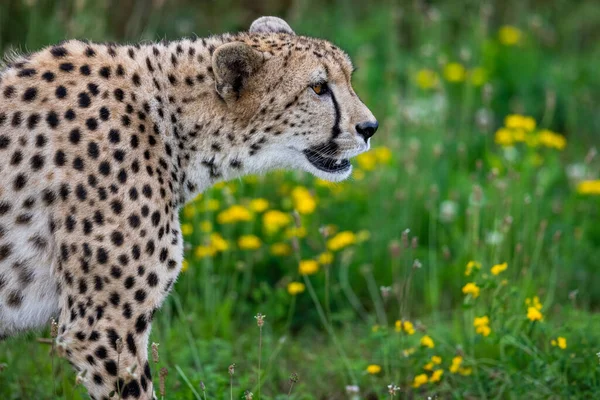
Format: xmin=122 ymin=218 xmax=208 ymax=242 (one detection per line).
xmin=0 ymin=16 xmax=377 ymax=399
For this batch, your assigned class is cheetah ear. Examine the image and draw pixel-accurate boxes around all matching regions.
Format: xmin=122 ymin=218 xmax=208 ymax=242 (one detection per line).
xmin=212 ymin=42 xmax=265 ymax=102
xmin=249 ymin=16 xmax=295 ymax=35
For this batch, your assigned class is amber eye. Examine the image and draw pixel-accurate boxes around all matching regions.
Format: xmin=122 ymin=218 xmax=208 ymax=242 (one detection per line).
xmin=311 ymin=82 xmax=328 ymax=95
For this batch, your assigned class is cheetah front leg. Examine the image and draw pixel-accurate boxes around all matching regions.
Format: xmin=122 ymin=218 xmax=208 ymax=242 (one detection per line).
xmin=53 ymin=214 xmax=182 ymax=399
xmin=56 ymin=299 xmax=156 ymax=399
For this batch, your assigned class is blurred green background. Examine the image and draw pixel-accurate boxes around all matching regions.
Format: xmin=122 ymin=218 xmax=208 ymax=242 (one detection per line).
xmin=1 ymin=0 xmax=600 ymax=399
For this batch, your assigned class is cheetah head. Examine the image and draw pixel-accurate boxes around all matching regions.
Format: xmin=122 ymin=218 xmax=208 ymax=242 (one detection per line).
xmin=212 ymin=16 xmax=378 ymax=182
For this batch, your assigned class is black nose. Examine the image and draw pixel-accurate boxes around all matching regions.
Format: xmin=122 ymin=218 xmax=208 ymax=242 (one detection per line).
xmin=356 ymin=121 xmax=378 ymax=141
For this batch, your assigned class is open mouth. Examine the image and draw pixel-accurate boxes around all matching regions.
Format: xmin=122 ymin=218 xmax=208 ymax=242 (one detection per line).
xmin=303 ymin=148 xmax=351 ymax=173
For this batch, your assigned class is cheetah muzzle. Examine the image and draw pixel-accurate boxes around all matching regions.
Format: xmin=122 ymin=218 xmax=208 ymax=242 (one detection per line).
xmin=0 ymin=15 xmax=377 ymax=399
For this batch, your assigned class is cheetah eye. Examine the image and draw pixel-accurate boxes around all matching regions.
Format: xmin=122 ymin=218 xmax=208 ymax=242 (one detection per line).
xmin=311 ymin=82 xmax=329 ymax=95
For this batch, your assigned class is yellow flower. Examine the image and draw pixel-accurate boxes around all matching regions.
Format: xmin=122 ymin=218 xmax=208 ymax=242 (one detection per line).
xmin=181 ymin=259 xmax=189 ymax=272
xmin=318 ymin=252 xmax=334 ymax=265
xmin=291 ymin=186 xmax=317 ymax=215
xmin=505 ymin=114 xmax=536 ymax=131
xmin=527 ymin=306 xmax=543 ymax=321
xmin=270 ymin=242 xmax=292 ymax=256
xmin=449 ymin=356 xmax=463 ymax=373
xmin=249 ymin=198 xmax=269 ymax=213
xmin=431 ymin=356 xmax=442 ymax=365
xmin=420 ymin=335 xmax=435 ymax=348
xmin=491 ymin=262 xmax=508 ymax=275
xmin=205 ymin=199 xmax=220 ymax=212
xmin=285 ymin=226 xmax=307 ymax=239
xmin=299 ymin=259 xmax=319 ymax=275
xmin=443 ymin=62 xmax=466 ymax=83
xmin=552 ymin=336 xmax=567 ymax=350
xmin=577 ymin=180 xmax=600 ymax=195
xmin=465 ymin=261 xmax=481 ymax=276
xmin=374 ymin=147 xmax=392 ymax=163
xmin=403 ymin=320 xmax=415 ymax=335
xmin=469 ymin=67 xmax=487 ymax=86
xmin=371 ymin=324 xmax=380 ymax=333
xmin=459 ymin=367 xmax=472 ymax=376
xmin=356 ymin=151 xmax=377 ymax=171
xmin=287 ymin=282 xmax=305 ymax=295
xmin=262 ymin=210 xmax=292 ymax=234
xmin=238 ymin=235 xmax=262 ymax=250
xmin=424 ymin=362 xmax=434 ymax=371
xmin=429 ymin=369 xmax=444 ymax=383
xmin=181 ymin=223 xmax=193 ymax=236
xmin=210 ymin=233 xmax=229 ymax=252
xmin=498 ymin=25 xmax=522 ymax=46
xmin=217 ymin=205 xmax=252 ymax=224
xmin=495 ymin=128 xmax=515 ymax=146
xmin=474 ymin=315 xmax=491 ymax=337
xmin=327 ymin=231 xmax=357 ymax=251
xmin=200 ymin=220 xmax=213 ymax=233
xmin=366 ymin=364 xmax=381 ymax=375
xmin=538 ymin=130 xmax=567 ymax=150
xmin=412 ymin=373 xmax=429 ymax=388
xmin=415 ymin=68 xmax=439 ymax=89
xmin=462 ymin=282 xmax=480 ymax=299
xmin=195 ymin=245 xmax=215 ymax=258
xmin=525 ymin=296 xmax=543 ymax=310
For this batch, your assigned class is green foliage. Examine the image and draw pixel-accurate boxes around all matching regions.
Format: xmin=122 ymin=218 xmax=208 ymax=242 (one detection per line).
xmin=1 ymin=0 xmax=600 ymax=399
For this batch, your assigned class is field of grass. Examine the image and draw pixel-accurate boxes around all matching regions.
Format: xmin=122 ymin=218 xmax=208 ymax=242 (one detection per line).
xmin=1 ymin=0 xmax=600 ymax=399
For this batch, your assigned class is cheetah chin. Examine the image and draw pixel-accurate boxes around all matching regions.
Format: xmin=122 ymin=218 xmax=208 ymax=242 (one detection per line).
xmin=0 ymin=15 xmax=377 ymax=399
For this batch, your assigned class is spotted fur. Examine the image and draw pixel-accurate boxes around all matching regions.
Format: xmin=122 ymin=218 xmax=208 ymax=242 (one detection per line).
xmin=0 ymin=16 xmax=376 ymax=399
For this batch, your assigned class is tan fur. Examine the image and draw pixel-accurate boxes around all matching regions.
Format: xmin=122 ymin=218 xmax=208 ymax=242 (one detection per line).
xmin=0 ymin=17 xmax=376 ymax=399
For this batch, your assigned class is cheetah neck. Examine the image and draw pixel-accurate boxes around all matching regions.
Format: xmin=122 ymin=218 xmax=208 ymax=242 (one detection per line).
xmin=139 ymin=37 xmax=277 ymax=206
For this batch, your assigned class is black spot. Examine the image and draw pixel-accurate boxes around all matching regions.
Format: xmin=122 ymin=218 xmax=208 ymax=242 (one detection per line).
xmin=55 ymin=150 xmax=66 ymax=166
xmin=111 ymin=200 xmax=123 ymax=214
xmin=99 ymin=107 xmax=110 ymax=121
xmin=87 ymin=142 xmax=100 ymax=159
xmin=46 ymin=111 xmax=59 ymax=128
xmin=80 ymin=65 xmax=91 ymax=75
xmin=85 ymin=47 xmax=96 ymax=57
xmin=76 ymin=184 xmax=87 ymax=201
xmin=132 ymin=73 xmax=141 ymax=86
xmin=109 ymin=292 xmax=120 ymax=306
xmin=95 ymin=346 xmax=108 ymax=359
xmin=69 ymin=128 xmax=81 ymax=144
xmin=0 ymin=135 xmax=9 ymax=149
xmin=86 ymin=118 xmax=98 ymax=131
xmin=7 ymin=290 xmax=23 ymax=308
xmin=64 ymin=109 xmax=76 ymax=120
xmin=50 ymin=46 xmax=68 ymax=58
xmin=78 ymin=92 xmax=91 ymax=108
xmin=135 ymin=314 xmax=147 ymax=333
xmin=126 ymin=333 xmax=137 ymax=355
xmin=27 ymin=113 xmax=40 ymax=129
xmin=41 ymin=71 xmax=55 ymax=82
xmin=59 ymin=62 xmax=74 ymax=72
xmin=55 ymin=86 xmax=67 ymax=99
xmin=3 ymin=86 xmax=15 ymax=98
xmin=30 ymin=154 xmax=44 ymax=170
xmin=22 ymin=87 xmax=37 ymax=102
xmin=134 ymin=289 xmax=147 ymax=303
xmin=73 ymin=157 xmax=84 ymax=171
xmin=97 ymin=248 xmax=108 ymax=264
xmin=111 ymin=231 xmax=124 ymax=246
xmin=109 ymin=129 xmax=120 ymax=143
xmin=11 ymin=112 xmax=22 ymax=127
xmin=10 ymin=150 xmax=23 ymax=166
xmin=93 ymin=374 xmax=103 ymax=385
xmin=104 ymin=360 xmax=118 ymax=376
xmin=147 ymin=272 xmax=158 ymax=287
xmin=13 ymin=174 xmax=27 ymax=191
xmin=99 ymin=66 xmax=111 ymax=79
xmin=17 ymin=68 xmax=36 ymax=78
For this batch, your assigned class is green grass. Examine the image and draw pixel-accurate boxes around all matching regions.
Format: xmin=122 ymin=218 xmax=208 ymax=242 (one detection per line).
xmin=1 ymin=0 xmax=600 ymax=399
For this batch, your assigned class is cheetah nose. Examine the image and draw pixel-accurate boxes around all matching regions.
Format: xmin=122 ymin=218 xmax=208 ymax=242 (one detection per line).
xmin=355 ymin=121 xmax=378 ymax=141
